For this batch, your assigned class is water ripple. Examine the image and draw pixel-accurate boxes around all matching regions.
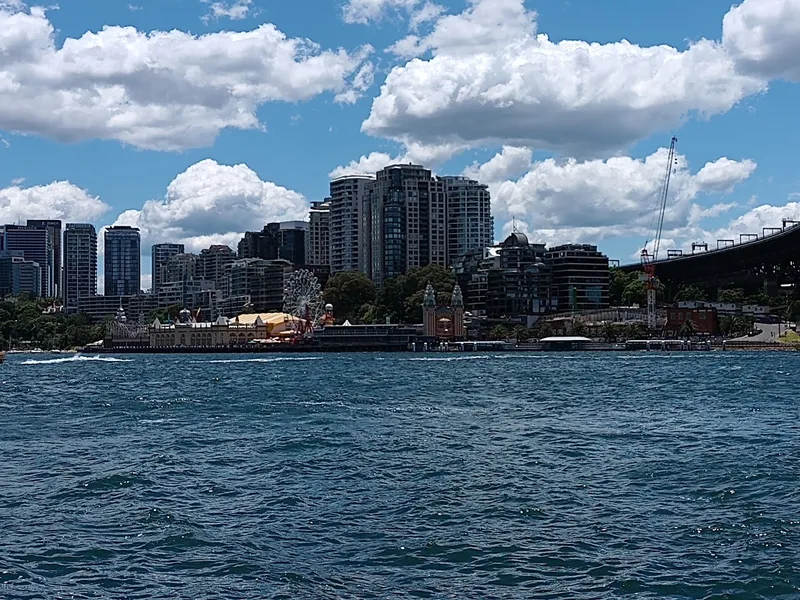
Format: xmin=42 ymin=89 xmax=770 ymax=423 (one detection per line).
xmin=1 ymin=351 xmax=799 ymax=598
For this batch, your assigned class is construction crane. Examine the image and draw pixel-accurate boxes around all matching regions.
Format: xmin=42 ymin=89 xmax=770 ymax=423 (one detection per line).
xmin=640 ymin=136 xmax=678 ymax=330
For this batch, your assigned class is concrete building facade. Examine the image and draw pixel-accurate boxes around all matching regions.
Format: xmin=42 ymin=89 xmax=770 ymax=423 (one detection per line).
xmin=441 ymin=177 xmax=493 ymax=261
xmin=63 ymin=223 xmax=97 ymax=313
xmin=545 ymin=244 xmax=610 ymax=311
xmin=151 ymin=243 xmax=185 ymax=292
xmin=27 ymin=220 xmax=62 ymax=298
xmin=308 ymin=200 xmax=331 ymax=266
xmin=329 ymin=176 xmax=373 ymax=273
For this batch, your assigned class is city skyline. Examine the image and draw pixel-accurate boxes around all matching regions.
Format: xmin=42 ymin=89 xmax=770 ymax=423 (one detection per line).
xmin=1 ymin=0 xmax=800 ymax=289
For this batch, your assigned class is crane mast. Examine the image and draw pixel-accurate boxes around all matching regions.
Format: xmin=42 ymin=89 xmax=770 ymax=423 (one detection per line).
xmin=641 ymin=136 xmax=677 ymax=331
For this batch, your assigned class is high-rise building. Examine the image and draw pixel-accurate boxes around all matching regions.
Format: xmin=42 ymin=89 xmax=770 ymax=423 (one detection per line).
xmin=151 ymin=243 xmax=184 ymax=292
xmin=238 ymin=223 xmax=307 ymax=266
xmin=278 ymin=221 xmax=307 ymax=266
xmin=308 ymin=200 xmax=331 ymax=266
xmin=27 ymin=220 xmax=62 ymax=298
xmin=545 ymin=244 xmax=610 ymax=311
xmin=3 ymin=225 xmax=53 ymax=297
xmin=441 ymin=177 xmax=493 ymax=260
xmin=159 ymin=253 xmax=197 ymax=286
xmin=63 ymin=223 xmax=97 ymax=313
xmin=238 ymin=224 xmax=281 ymax=260
xmin=197 ymin=245 xmax=237 ymax=291
xmin=364 ymin=164 xmax=448 ymax=283
xmin=0 ymin=251 xmax=42 ymax=297
xmin=105 ymin=226 xmax=141 ymax=296
xmin=223 ymin=258 xmax=292 ymax=313
xmin=329 ymin=176 xmax=374 ymax=273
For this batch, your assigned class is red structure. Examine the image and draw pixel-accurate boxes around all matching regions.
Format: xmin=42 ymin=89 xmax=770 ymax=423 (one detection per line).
xmin=665 ymin=307 xmax=720 ymax=337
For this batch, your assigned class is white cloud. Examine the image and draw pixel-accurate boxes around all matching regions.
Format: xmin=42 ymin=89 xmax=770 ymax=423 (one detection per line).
xmin=342 ymin=0 xmax=443 ymax=27
xmin=463 ymin=146 xmax=532 ymax=183
xmin=364 ymin=0 xmax=769 ymax=156
xmin=334 ymin=62 xmax=376 ymax=104
xmin=328 ymin=140 xmax=466 ymax=178
xmin=0 ymin=180 xmax=109 ymax=223
xmin=481 ymin=147 xmax=757 ymax=247
xmin=694 ymin=158 xmax=757 ymax=193
xmin=0 ymin=7 xmax=372 ymax=150
xmin=201 ymin=0 xmax=253 ymax=22
xmin=112 ymin=159 xmax=309 ymax=253
xmin=722 ymin=0 xmax=800 ymax=81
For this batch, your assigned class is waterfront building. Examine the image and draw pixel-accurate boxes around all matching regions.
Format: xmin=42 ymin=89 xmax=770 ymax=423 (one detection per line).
xmin=158 ymin=279 xmax=219 ymax=316
xmin=223 ymin=258 xmax=292 ymax=313
xmin=3 ymin=225 xmax=53 ymax=297
xmin=0 ymin=251 xmax=42 ymax=297
xmin=545 ymin=244 xmax=610 ymax=311
xmin=105 ymin=226 xmax=141 ymax=296
xmin=665 ymin=306 xmax=720 ymax=337
xmin=422 ymin=283 xmax=466 ymax=340
xmin=441 ymin=177 xmax=493 ymax=260
xmin=364 ymin=164 xmax=448 ymax=284
xmin=308 ymin=200 xmax=331 ymax=266
xmin=151 ymin=243 xmax=184 ymax=292
xmin=453 ymin=232 xmax=553 ymax=318
xmin=63 ymin=223 xmax=97 ymax=313
xmin=27 ymin=220 xmax=62 ymax=298
xmin=329 ymin=175 xmax=373 ymax=274
xmin=197 ymin=245 xmax=237 ymax=291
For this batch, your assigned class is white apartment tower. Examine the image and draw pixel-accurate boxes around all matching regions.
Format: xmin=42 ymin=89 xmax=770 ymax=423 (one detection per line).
xmin=308 ymin=200 xmax=331 ymax=266
xmin=63 ymin=223 xmax=97 ymax=313
xmin=441 ymin=176 xmax=494 ymax=259
xmin=329 ymin=176 xmax=374 ymax=273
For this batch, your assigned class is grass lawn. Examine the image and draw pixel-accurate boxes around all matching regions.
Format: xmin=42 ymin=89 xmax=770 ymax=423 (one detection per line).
xmin=779 ymin=329 xmax=800 ymax=342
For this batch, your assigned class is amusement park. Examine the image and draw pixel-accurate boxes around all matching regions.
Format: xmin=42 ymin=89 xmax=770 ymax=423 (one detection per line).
xmin=101 ymin=269 xmax=423 ymax=352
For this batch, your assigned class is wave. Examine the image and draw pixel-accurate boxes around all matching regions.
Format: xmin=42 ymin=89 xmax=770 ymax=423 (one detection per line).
xmin=408 ymin=354 xmax=518 ymax=362
xmin=20 ymin=355 xmax=132 ymax=365
xmin=199 ymin=356 xmax=323 ymax=364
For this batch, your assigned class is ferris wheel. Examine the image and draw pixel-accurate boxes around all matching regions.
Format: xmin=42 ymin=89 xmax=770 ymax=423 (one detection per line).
xmin=282 ymin=269 xmax=324 ymax=336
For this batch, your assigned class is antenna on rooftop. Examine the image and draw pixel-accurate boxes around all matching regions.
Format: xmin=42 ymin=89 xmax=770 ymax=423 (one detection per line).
xmin=512 ymin=216 xmax=518 ymax=233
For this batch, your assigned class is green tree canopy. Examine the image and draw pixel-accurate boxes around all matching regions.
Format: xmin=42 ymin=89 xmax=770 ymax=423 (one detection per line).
xmin=378 ymin=265 xmax=456 ymax=324
xmin=323 ymin=272 xmax=377 ymax=323
xmin=718 ymin=288 xmax=745 ymax=304
xmin=673 ymin=285 xmax=707 ymax=302
xmin=0 ymin=296 xmax=105 ymax=350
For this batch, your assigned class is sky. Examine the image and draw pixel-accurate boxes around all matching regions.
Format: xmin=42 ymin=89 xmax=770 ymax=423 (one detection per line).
xmin=1 ymin=0 xmax=800 ymax=291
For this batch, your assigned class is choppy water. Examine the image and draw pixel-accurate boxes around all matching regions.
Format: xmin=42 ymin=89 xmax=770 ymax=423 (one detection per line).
xmin=1 ymin=351 xmax=799 ymax=599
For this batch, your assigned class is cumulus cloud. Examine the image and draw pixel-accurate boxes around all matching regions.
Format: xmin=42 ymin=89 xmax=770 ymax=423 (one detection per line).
xmin=112 ymin=159 xmax=309 ymax=252
xmin=722 ymin=0 xmax=800 ymax=81
xmin=364 ymin=0 xmax=776 ymax=156
xmin=328 ymin=140 xmax=466 ymax=178
xmin=476 ymin=147 xmax=757 ymax=247
xmin=342 ymin=0 xmax=444 ymax=27
xmin=0 ymin=6 xmax=372 ymax=150
xmin=0 ymin=180 xmax=109 ymax=223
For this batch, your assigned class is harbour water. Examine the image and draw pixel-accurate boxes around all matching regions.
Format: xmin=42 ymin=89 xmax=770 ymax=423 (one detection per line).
xmin=1 ymin=352 xmax=798 ymax=598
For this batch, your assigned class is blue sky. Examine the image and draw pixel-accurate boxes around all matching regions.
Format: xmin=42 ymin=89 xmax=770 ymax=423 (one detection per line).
xmin=1 ymin=0 xmax=799 ymax=289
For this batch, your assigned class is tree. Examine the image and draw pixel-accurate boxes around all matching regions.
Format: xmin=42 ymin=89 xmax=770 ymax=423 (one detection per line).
xmin=570 ymin=318 xmax=588 ymax=337
xmin=718 ymin=288 xmax=745 ymax=304
xmin=378 ymin=265 xmax=456 ymax=324
xmin=490 ymin=325 xmax=510 ymax=340
xmin=623 ymin=322 xmax=647 ymax=340
xmin=512 ymin=325 xmax=531 ymax=342
xmin=673 ymin=285 xmax=707 ymax=302
xmin=600 ymin=321 xmax=618 ymax=342
xmin=537 ymin=321 xmax=554 ymax=339
xmin=323 ymin=272 xmax=377 ymax=323
xmin=679 ymin=318 xmax=697 ymax=339
xmin=622 ymin=280 xmax=647 ymax=306
xmin=610 ymin=269 xmax=640 ymax=305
